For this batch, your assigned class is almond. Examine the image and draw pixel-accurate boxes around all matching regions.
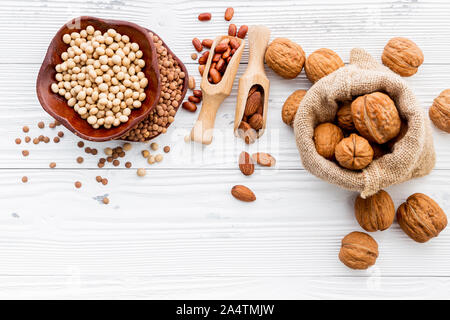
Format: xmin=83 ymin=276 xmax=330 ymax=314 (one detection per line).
xmin=239 ymin=151 xmax=255 ymax=176
xmin=231 ymin=185 xmax=256 ymax=202
xmin=249 ymin=113 xmax=263 ymax=130
xmin=244 ymin=91 xmax=262 ymax=116
xmin=252 ymin=152 xmax=276 ymax=167
xmin=238 ymin=121 xmax=257 ymax=144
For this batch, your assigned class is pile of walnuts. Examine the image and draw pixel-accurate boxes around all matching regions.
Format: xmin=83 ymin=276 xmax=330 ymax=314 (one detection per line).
xmin=340 ymin=190 xmax=447 ymax=270
xmin=312 ymin=91 xmax=402 ymax=171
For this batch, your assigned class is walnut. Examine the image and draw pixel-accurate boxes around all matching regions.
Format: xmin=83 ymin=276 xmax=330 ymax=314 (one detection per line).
xmin=265 ymin=38 xmax=305 ymax=79
xmin=351 ymin=92 xmax=401 ymax=144
xmin=305 ymin=48 xmax=344 ymax=83
xmin=314 ymin=123 xmax=344 ymax=160
xmin=339 ymin=231 xmax=378 ymax=270
xmin=397 ymin=193 xmax=447 ymax=243
xmin=335 ymin=134 xmax=374 ymax=170
xmin=355 ymin=190 xmax=396 ymax=232
xmin=281 ymin=90 xmax=307 ymax=126
xmin=336 ymin=101 xmax=355 ymax=131
xmin=382 ymin=37 xmax=424 ymax=77
xmin=429 ymin=89 xmax=450 ymax=133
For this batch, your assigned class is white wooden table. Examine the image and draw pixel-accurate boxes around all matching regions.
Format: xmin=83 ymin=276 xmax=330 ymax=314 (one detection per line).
xmin=1 ymin=0 xmax=449 ymax=299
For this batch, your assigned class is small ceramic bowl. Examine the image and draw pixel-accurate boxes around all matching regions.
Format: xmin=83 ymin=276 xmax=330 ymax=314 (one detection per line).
xmin=36 ymin=16 xmax=161 ymax=142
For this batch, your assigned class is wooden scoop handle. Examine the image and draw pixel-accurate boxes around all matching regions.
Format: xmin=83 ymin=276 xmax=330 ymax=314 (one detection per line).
xmin=247 ymin=25 xmax=271 ymax=72
xmin=190 ymin=94 xmax=226 ymax=145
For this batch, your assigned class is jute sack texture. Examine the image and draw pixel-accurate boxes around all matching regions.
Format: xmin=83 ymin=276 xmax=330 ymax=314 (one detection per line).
xmin=293 ymin=48 xmax=435 ymax=198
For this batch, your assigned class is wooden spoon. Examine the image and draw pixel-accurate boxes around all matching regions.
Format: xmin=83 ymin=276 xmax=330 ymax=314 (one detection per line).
xmin=234 ymin=26 xmax=271 ymax=139
xmin=190 ymin=35 xmax=245 ymax=145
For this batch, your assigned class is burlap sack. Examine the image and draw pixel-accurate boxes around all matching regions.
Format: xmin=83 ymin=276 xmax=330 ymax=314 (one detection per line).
xmin=293 ymin=48 xmax=435 ymax=198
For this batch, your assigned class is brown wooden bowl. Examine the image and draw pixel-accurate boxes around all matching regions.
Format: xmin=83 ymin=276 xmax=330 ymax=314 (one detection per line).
xmin=36 ymin=16 xmax=161 ymax=142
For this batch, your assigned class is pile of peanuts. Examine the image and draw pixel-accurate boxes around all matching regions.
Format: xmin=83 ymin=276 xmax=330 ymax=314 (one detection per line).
xmin=122 ymin=33 xmax=185 ymax=141
xmin=51 ymin=25 xmax=148 ymax=129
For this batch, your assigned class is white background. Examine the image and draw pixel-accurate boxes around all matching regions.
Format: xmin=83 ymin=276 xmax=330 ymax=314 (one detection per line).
xmin=0 ymin=0 xmax=449 ymax=299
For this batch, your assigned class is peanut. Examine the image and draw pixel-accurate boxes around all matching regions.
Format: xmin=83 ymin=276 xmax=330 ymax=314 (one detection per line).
xmin=198 ymin=51 xmax=209 ymax=65
xmin=224 ymin=8 xmax=234 ymax=21
xmin=192 ymin=38 xmax=203 ymax=52
xmin=237 ymin=25 xmax=248 ymax=39
xmin=198 ymin=13 xmax=212 ymax=21
xmin=182 ymin=101 xmax=197 ymax=112
xmin=228 ymin=24 xmax=237 ymax=37
xmin=202 ymin=39 xmax=213 ymax=48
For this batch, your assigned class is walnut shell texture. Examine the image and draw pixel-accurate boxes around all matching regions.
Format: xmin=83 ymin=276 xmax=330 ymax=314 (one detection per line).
xmin=382 ymin=37 xmax=424 ymax=77
xmin=305 ymin=48 xmax=345 ymax=83
xmin=339 ymin=231 xmax=378 ymax=270
xmin=429 ymin=89 xmax=450 ymax=133
xmin=351 ymin=92 xmax=401 ymax=144
xmin=397 ymin=193 xmax=447 ymax=243
xmin=336 ymin=101 xmax=355 ymax=131
xmin=355 ymin=190 xmax=396 ymax=232
xmin=335 ymin=134 xmax=374 ymax=170
xmin=282 ymin=90 xmax=307 ymax=126
xmin=265 ymin=38 xmax=305 ymax=79
xmin=314 ymin=123 xmax=344 ymax=160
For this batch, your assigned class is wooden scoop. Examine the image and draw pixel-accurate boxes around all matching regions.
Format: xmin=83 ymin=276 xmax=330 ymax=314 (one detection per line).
xmin=234 ymin=26 xmax=271 ymax=138
xmin=190 ymin=35 xmax=245 ymax=145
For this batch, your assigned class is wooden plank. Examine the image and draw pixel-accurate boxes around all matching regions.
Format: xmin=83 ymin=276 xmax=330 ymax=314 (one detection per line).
xmin=0 ymin=0 xmax=449 ymax=64
xmin=0 ymin=168 xmax=449 ymax=277
xmin=1 ymin=63 xmax=449 ymax=169
xmin=0 ymin=275 xmax=448 ymax=299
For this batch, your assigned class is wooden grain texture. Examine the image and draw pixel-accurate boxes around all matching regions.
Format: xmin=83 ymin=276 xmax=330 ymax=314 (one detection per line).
xmin=0 ymin=0 xmax=450 ymax=299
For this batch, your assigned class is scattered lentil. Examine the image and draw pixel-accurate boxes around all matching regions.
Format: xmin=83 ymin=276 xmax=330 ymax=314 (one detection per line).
xmin=22 ymin=150 xmax=29 ymax=157
xmin=103 ymin=197 xmax=110 ymax=205
xmin=125 ymin=161 xmax=132 ymax=168
xmin=91 ymin=148 xmax=98 ymax=155
xmin=58 ymin=131 xmax=64 ymax=138
xmin=38 ymin=121 xmax=45 ymax=129
xmin=75 ymin=181 xmax=82 ymax=188
xmin=22 ymin=176 xmax=28 ymax=183
xmin=191 ymin=53 xmax=198 ymax=60
xmin=15 ymin=138 xmax=21 ymax=145
xmin=39 ymin=135 xmax=45 ymax=141
xmin=25 ymin=137 xmax=31 ymax=143
xmin=77 ymin=141 xmax=85 ymax=148
xmin=76 ymin=156 xmax=84 ymax=164
xmin=33 ymin=138 xmax=40 ymax=144
xmin=49 ymin=122 xmax=56 ymax=129
xmin=44 ymin=137 xmax=50 ymax=143
xmin=101 ymin=178 xmax=108 ymax=185
xmin=49 ymin=162 xmax=56 ymax=168
xmin=123 ymin=143 xmax=132 ymax=151
xmin=155 ymin=154 xmax=163 ymax=162
xmin=137 ymin=168 xmax=146 ymax=176
xmin=113 ymin=159 xmax=120 ymax=166
xmin=98 ymin=162 xmax=105 ymax=168
xmin=53 ymin=137 xmax=60 ymax=143
xmin=150 ymin=142 xmax=159 ymax=151
xmin=85 ymin=147 xmax=92 ymax=154
xmin=23 ymin=126 xmax=29 ymax=133
xmin=163 ymin=146 xmax=170 ymax=153
xmin=96 ymin=176 xmax=102 ymax=182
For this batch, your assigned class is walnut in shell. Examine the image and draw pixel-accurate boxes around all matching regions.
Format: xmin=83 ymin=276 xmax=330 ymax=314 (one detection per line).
xmin=382 ymin=37 xmax=424 ymax=77
xmin=397 ymin=193 xmax=447 ymax=243
xmin=336 ymin=101 xmax=355 ymax=131
xmin=265 ymin=38 xmax=305 ymax=79
xmin=429 ymin=89 xmax=450 ymax=133
xmin=339 ymin=231 xmax=378 ymax=270
xmin=351 ymin=92 xmax=401 ymax=144
xmin=355 ymin=190 xmax=396 ymax=232
xmin=305 ymin=48 xmax=344 ymax=83
xmin=314 ymin=123 xmax=344 ymax=160
xmin=281 ymin=90 xmax=307 ymax=126
xmin=335 ymin=134 xmax=374 ymax=170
